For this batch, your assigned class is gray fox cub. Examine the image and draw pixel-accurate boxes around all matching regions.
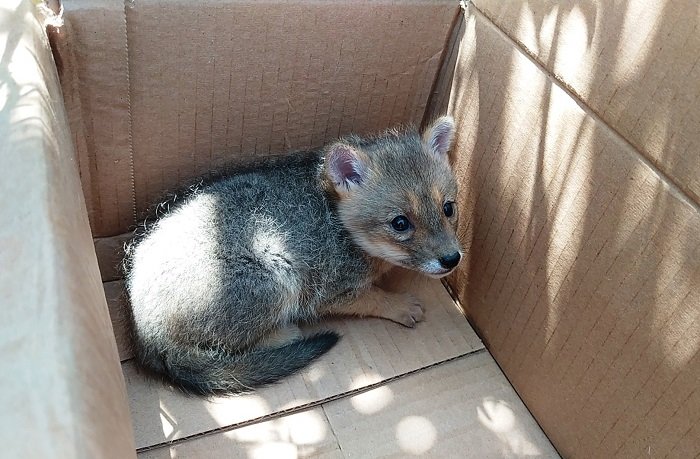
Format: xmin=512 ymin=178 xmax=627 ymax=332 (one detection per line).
xmin=124 ymin=117 xmax=463 ymax=395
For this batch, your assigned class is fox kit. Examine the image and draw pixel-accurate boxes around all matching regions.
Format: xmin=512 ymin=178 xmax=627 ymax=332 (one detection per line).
xmin=124 ymin=116 xmax=463 ymax=396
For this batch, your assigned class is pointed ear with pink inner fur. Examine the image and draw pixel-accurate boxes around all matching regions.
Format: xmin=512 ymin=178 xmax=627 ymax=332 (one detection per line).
xmin=423 ymin=116 xmax=456 ymax=158
xmin=325 ymin=143 xmax=367 ymax=194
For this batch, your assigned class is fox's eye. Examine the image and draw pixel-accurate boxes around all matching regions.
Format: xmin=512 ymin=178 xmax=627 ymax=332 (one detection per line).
xmin=443 ymin=201 xmax=455 ymax=217
xmin=391 ymin=216 xmax=411 ymax=232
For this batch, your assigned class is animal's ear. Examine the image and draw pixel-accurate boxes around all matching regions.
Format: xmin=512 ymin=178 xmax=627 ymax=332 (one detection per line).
xmin=423 ymin=115 xmax=455 ymax=157
xmin=325 ymin=143 xmax=367 ymax=193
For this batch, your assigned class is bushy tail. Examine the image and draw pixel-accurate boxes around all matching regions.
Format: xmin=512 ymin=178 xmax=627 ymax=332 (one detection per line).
xmin=140 ymin=332 xmax=340 ymax=396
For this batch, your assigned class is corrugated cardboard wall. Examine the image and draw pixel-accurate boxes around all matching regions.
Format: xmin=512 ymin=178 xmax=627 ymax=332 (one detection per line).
xmin=473 ymin=0 xmax=700 ymax=206
xmin=57 ymin=0 xmax=458 ymax=237
xmin=439 ymin=4 xmax=700 ymax=458
xmin=51 ymin=0 xmax=133 ymax=237
xmin=2 ymin=1 xmax=135 ymax=455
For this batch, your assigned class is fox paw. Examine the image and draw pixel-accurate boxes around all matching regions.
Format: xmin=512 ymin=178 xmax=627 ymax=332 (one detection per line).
xmin=387 ymin=296 xmax=425 ymax=328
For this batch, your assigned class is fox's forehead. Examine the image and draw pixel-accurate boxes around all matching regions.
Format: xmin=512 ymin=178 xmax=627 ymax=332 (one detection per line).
xmin=377 ymin=147 xmax=455 ymax=181
xmin=356 ymin=130 xmax=457 ymax=198
xmin=397 ymin=175 xmax=456 ymax=214
xmin=410 ymin=161 xmax=457 ymax=196
xmin=412 ymin=183 xmax=454 ymax=206
xmin=379 ymin=163 xmax=456 ymax=207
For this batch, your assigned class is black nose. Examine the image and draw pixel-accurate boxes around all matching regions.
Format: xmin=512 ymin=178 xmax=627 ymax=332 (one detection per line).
xmin=439 ymin=252 xmax=461 ymax=270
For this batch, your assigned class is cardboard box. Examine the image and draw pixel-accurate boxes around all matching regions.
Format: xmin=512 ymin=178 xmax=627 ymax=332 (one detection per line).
xmin=2 ymin=0 xmax=698 ymax=457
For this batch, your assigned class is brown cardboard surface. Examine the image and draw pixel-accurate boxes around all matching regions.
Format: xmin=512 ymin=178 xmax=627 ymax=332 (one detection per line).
xmin=472 ymin=0 xmax=700 ymax=205
xmin=95 ymin=232 xmax=133 ymax=281
xmin=139 ymin=352 xmax=559 ymax=459
xmin=438 ymin=6 xmax=700 ymax=458
xmin=1 ymin=1 xmax=135 ymax=456
xmin=51 ymin=0 xmax=134 ymax=237
xmin=323 ymin=352 xmax=559 ymax=458
xmin=123 ymin=277 xmax=483 ymax=450
xmin=53 ymin=0 xmax=459 ymax=237
xmin=424 ymin=5 xmax=465 ymax=128
xmin=104 ymin=280 xmax=133 ymax=361
xmin=138 ymin=408 xmax=342 ymax=459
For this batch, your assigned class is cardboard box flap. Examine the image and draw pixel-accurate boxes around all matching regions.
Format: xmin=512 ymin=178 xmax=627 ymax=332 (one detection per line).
xmin=140 ymin=353 xmax=560 ymax=458
xmin=323 ymin=352 xmax=558 ymax=458
xmin=0 ymin=1 xmax=135 ymax=456
xmin=139 ymin=407 xmax=342 ymax=459
xmin=124 ymin=277 xmax=484 ymax=451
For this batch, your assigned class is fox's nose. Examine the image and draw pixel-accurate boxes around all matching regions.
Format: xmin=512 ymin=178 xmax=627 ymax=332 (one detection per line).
xmin=438 ymin=252 xmax=461 ymax=270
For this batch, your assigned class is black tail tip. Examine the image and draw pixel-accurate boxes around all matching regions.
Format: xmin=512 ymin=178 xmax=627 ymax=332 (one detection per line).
xmin=305 ymin=330 xmax=341 ymax=355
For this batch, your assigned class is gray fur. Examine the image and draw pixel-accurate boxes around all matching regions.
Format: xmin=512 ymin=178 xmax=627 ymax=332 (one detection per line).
xmin=124 ymin=117 xmax=462 ymax=396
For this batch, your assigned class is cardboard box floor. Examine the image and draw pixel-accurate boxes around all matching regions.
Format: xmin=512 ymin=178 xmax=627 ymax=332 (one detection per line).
xmin=116 ymin=275 xmax=558 ymax=457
